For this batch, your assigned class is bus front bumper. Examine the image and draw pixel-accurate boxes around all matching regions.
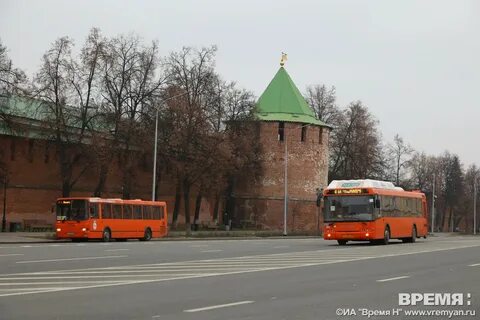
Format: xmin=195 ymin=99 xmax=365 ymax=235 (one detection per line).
xmin=324 ymin=231 xmax=374 ymax=241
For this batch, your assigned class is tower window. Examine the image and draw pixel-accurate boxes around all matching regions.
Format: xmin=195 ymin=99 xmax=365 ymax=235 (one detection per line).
xmin=301 ymin=126 xmax=307 ymax=142
xmin=278 ymin=122 xmax=284 ymax=141
xmin=319 ymin=127 xmax=323 ymax=144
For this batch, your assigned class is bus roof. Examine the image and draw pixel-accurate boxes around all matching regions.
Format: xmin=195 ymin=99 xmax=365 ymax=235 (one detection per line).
xmin=327 ymin=179 xmax=404 ymax=191
xmin=56 ymin=197 xmax=166 ymax=205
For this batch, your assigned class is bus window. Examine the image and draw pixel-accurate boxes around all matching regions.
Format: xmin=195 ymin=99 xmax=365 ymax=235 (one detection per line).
xmin=160 ymin=206 xmax=165 ymax=219
xmin=56 ymin=200 xmax=88 ymax=221
xmin=381 ymin=196 xmax=394 ymax=216
xmin=133 ymin=205 xmax=142 ymax=219
xmin=102 ymin=204 xmax=112 ymax=219
xmin=143 ymin=206 xmax=152 ymax=220
xmin=153 ymin=206 xmax=161 ymax=220
xmin=88 ymin=203 xmax=99 ymax=219
xmin=113 ymin=205 xmax=123 ymax=219
xmin=124 ymin=205 xmax=132 ymax=219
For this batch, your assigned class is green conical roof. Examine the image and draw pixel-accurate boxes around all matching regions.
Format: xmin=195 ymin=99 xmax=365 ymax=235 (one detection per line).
xmin=255 ymin=67 xmax=329 ymax=127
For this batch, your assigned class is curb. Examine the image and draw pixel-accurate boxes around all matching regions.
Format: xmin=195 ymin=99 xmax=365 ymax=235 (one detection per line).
xmin=0 ymin=233 xmax=322 ymax=244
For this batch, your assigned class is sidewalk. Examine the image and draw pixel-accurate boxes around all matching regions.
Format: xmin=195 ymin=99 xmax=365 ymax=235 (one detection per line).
xmin=0 ymin=232 xmax=59 ymax=243
xmin=0 ymin=230 xmax=321 ymax=244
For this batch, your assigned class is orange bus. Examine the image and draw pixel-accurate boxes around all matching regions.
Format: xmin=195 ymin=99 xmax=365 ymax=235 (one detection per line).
xmin=55 ymin=197 xmax=168 ymax=242
xmin=322 ymin=180 xmax=428 ymax=245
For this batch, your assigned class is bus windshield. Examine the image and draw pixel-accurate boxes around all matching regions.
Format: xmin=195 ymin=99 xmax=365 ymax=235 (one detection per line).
xmin=324 ymin=196 xmax=375 ymax=222
xmin=56 ymin=200 xmax=88 ymax=221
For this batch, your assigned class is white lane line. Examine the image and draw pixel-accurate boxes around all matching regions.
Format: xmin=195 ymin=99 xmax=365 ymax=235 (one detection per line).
xmin=184 ymin=300 xmax=255 ymax=313
xmin=200 ymin=250 xmax=223 ymax=253
xmin=0 ymin=281 xmax=128 ymax=285
xmin=377 ymin=276 xmax=410 ymax=282
xmin=21 ymin=245 xmax=33 ymax=248
xmin=16 ymin=255 xmax=128 ymax=264
xmin=273 ymin=246 xmax=290 ymax=249
xmin=0 ymin=254 xmax=24 ymax=257
xmin=468 ymin=263 xmax=480 ymax=267
xmin=105 ymin=249 xmax=130 ymax=252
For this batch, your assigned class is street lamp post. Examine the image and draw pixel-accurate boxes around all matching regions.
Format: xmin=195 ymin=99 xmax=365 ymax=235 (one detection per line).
xmin=151 ymin=92 xmax=188 ymax=201
xmin=152 ymin=109 xmax=159 ymax=201
xmin=431 ymin=174 xmax=435 ymax=234
xmin=474 ymin=175 xmax=477 ymax=235
xmin=284 ymin=128 xmax=288 ymax=236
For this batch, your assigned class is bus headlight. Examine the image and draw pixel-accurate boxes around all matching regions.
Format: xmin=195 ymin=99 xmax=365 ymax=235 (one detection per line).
xmin=327 ymin=233 xmax=331 ymax=238
xmin=82 ymin=228 xmax=87 ymax=232
xmin=365 ymin=233 xmax=370 ymax=237
xmin=56 ymin=228 xmax=61 ymax=232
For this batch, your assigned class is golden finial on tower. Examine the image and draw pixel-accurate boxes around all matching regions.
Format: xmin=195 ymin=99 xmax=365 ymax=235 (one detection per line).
xmin=280 ymin=52 xmax=288 ymax=67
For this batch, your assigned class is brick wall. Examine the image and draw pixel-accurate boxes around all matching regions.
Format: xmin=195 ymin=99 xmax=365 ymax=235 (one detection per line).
xmin=0 ymin=135 xmax=214 ymax=228
xmin=233 ymin=121 xmax=329 ymax=232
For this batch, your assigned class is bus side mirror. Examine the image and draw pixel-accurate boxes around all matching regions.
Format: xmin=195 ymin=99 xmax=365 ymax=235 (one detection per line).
xmin=316 ymin=188 xmax=323 ymax=207
xmin=51 ymin=205 xmax=55 ymax=214
xmin=375 ymin=199 xmax=381 ymax=208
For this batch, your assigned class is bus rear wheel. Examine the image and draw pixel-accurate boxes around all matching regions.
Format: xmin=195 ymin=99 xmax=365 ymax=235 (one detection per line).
xmin=102 ymin=228 xmax=111 ymax=242
xmin=381 ymin=227 xmax=390 ymax=245
xmin=140 ymin=228 xmax=152 ymax=241
xmin=337 ymin=240 xmax=348 ymax=246
xmin=410 ymin=225 xmax=417 ymax=243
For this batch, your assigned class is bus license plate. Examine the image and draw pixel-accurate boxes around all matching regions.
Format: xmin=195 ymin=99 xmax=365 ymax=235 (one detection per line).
xmin=67 ymin=232 xmax=75 ymax=236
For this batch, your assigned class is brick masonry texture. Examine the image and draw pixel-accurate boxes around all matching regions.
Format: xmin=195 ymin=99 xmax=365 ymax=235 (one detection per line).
xmin=233 ymin=122 xmax=329 ymax=232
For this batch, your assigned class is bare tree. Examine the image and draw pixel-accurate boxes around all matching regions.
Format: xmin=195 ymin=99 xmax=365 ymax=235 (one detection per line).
xmin=0 ymin=40 xmax=27 ymax=128
xmin=0 ymin=39 xmax=26 ymax=96
xmin=329 ymin=101 xmax=386 ymax=180
xmin=98 ymin=34 xmax=166 ymax=198
xmin=304 ymin=84 xmax=341 ymax=125
xmin=387 ymin=134 xmax=414 ymax=186
xmin=163 ymin=46 xmax=218 ymax=228
xmin=34 ymin=36 xmax=95 ymax=196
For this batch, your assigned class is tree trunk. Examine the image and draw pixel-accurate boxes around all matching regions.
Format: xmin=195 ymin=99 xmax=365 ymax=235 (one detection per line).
xmin=183 ymin=178 xmax=191 ymax=229
xmin=154 ymin=165 xmax=162 ymax=201
xmin=172 ymin=178 xmax=182 ymax=227
xmin=224 ymin=177 xmax=235 ymax=226
xmin=213 ymin=194 xmax=220 ymax=221
xmin=94 ymin=163 xmax=109 ymax=197
xmin=193 ymin=191 xmax=203 ymax=227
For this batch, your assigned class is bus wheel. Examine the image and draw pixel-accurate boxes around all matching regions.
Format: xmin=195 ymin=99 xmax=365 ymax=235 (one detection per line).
xmin=141 ymin=228 xmax=152 ymax=241
xmin=102 ymin=228 xmax=111 ymax=242
xmin=337 ymin=240 xmax=347 ymax=246
xmin=411 ymin=226 xmax=417 ymax=243
xmin=381 ymin=227 xmax=390 ymax=245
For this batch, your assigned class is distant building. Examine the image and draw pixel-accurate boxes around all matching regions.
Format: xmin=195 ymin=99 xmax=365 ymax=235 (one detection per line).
xmin=232 ymin=65 xmax=331 ymax=232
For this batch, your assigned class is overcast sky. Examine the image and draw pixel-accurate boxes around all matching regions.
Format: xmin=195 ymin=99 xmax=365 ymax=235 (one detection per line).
xmin=1 ymin=0 xmax=479 ymax=168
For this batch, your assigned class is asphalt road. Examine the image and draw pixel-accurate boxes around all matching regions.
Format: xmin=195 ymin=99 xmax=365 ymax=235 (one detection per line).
xmin=0 ymin=235 xmax=479 ymax=320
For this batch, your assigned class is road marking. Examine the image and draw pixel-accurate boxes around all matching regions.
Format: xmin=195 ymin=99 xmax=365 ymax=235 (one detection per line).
xmin=200 ymin=250 xmax=223 ymax=253
xmin=273 ymin=246 xmax=290 ymax=248
xmin=21 ymin=245 xmax=33 ymax=248
xmin=184 ymin=300 xmax=254 ymax=313
xmin=1 ymin=239 xmax=480 ymax=297
xmin=0 ymin=281 xmax=127 ymax=285
xmin=16 ymin=255 xmax=128 ymax=264
xmin=105 ymin=249 xmax=130 ymax=252
xmin=0 ymin=254 xmax=24 ymax=257
xmin=377 ymin=276 xmax=410 ymax=282
xmin=468 ymin=263 xmax=480 ymax=267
